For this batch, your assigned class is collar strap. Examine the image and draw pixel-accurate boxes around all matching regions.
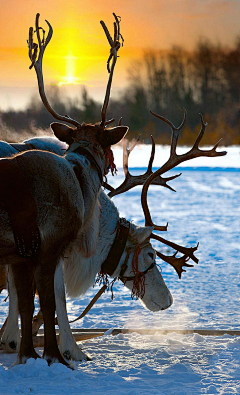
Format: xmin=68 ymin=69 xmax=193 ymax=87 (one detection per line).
xmin=67 ymin=142 xmax=106 ymax=183
xmin=101 ymin=218 xmax=130 ymax=276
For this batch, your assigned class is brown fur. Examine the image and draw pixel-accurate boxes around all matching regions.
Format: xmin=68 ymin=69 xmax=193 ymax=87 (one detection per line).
xmin=0 ymin=122 xmax=128 ymax=366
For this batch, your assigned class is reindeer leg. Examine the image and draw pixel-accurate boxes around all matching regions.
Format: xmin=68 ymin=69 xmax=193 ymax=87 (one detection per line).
xmin=55 ymin=261 xmax=91 ymax=361
xmin=11 ymin=261 xmax=40 ymax=363
xmin=1 ymin=267 xmax=20 ymax=353
xmin=34 ymin=260 xmax=69 ymax=367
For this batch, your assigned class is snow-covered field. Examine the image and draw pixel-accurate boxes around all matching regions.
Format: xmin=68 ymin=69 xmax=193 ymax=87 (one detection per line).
xmin=0 ymin=145 xmax=240 ymax=394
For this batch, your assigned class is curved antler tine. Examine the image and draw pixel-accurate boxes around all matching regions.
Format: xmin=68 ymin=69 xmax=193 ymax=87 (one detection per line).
xmin=163 ymin=172 xmax=182 ymax=191
xmin=144 ymin=212 xmax=168 ymax=232
xmin=35 ymin=13 xmax=41 ymax=47
xmin=44 ymin=19 xmax=53 ymax=47
xmin=193 ymin=113 xmax=207 ymax=149
xmin=156 ymin=250 xmax=194 ymax=279
xmin=118 ymin=117 xmax=122 ymax=126
xmin=150 ymin=110 xmax=176 ymax=130
xmin=100 ymin=20 xmax=114 ymax=47
xmin=100 ymin=14 xmax=123 ymax=127
xmin=113 ymin=13 xmax=122 ymax=42
xmin=178 ymin=107 xmax=187 ymax=130
xmin=165 ymin=173 xmax=182 ymax=182
xmin=152 ymin=233 xmax=199 ymax=263
xmin=123 ymin=139 xmax=129 ymax=176
xmin=212 ymin=138 xmax=224 ymax=151
xmin=128 ymin=135 xmax=141 ymax=155
xmin=146 ymin=135 xmax=155 ymax=173
xmin=113 ymin=21 xmax=118 ymax=42
xmin=29 ymin=14 xmax=80 ymax=127
xmin=28 ymin=27 xmax=38 ymax=70
xmin=150 ymin=109 xmax=187 ymax=131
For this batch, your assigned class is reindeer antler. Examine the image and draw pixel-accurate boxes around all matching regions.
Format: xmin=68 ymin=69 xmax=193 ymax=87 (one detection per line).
xmin=27 ymin=14 xmax=80 ymax=127
xmin=28 ymin=13 xmax=124 ymax=129
xmin=156 ymin=250 xmax=194 ymax=279
xmin=100 ymin=13 xmax=124 ymax=127
xmin=141 ymin=110 xmax=227 ymax=231
xmin=139 ymin=109 xmax=226 ymax=277
xmin=104 ymin=136 xmax=181 ymax=202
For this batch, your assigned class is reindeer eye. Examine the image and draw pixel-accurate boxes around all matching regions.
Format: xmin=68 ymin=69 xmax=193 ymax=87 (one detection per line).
xmin=148 ymin=252 xmax=154 ymax=260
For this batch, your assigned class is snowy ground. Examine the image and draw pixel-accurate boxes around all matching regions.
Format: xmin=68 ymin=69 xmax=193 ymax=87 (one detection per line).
xmin=0 ymin=145 xmax=240 ymax=394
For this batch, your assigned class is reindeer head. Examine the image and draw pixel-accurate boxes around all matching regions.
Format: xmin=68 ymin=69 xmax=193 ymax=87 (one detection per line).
xmin=108 ymin=223 xmax=173 ymax=312
xmin=50 ymin=122 xmax=128 ymax=176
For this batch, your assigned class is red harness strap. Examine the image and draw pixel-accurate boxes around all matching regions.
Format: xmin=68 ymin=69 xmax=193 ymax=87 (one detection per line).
xmin=0 ymin=158 xmax=41 ymax=257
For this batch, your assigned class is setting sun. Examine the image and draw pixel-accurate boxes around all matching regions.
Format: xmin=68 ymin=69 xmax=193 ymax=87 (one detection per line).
xmin=0 ymin=0 xmax=240 ymax=110
xmin=58 ymin=53 xmax=80 ymax=86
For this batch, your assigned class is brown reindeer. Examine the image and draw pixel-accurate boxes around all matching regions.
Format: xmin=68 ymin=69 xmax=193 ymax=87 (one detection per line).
xmin=0 ymin=13 xmax=128 ymax=367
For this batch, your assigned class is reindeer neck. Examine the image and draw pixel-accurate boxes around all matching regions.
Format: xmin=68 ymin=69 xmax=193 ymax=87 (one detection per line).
xmin=63 ymin=191 xmax=120 ymax=298
xmin=66 ymin=141 xmax=106 ymax=184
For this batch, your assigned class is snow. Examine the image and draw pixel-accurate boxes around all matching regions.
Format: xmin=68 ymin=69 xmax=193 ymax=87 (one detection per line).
xmin=0 ymin=145 xmax=240 ymax=394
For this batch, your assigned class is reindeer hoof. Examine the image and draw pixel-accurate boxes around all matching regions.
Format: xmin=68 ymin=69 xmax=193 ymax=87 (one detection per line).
xmin=44 ymin=354 xmax=71 ymax=368
xmin=63 ymin=350 xmax=71 ymax=360
xmin=61 ymin=347 xmax=92 ymax=362
xmin=9 ymin=341 xmax=17 ymax=350
xmin=16 ymin=350 xmax=40 ymax=365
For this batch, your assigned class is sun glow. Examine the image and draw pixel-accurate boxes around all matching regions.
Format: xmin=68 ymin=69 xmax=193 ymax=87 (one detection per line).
xmin=58 ymin=52 xmax=80 ymax=86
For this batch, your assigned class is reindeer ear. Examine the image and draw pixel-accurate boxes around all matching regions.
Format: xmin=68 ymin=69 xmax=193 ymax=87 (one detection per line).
xmin=50 ymin=123 xmax=75 ymax=145
xmin=100 ymin=126 xmax=129 ymax=148
xmin=132 ymin=226 xmax=154 ymax=244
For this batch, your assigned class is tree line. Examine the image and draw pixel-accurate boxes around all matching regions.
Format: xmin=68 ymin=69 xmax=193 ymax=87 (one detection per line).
xmin=1 ymin=38 xmax=240 ymax=145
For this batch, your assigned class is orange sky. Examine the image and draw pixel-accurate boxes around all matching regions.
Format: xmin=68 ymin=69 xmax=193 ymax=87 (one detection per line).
xmin=0 ymin=0 xmax=240 ymax=110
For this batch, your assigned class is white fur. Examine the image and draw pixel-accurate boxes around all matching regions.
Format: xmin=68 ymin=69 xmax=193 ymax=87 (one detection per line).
xmin=1 ymin=267 xmax=20 ymax=353
xmin=24 ymin=136 xmax=67 ymax=155
xmin=63 ymin=191 xmax=173 ymax=311
xmin=54 ymin=262 xmax=90 ymax=361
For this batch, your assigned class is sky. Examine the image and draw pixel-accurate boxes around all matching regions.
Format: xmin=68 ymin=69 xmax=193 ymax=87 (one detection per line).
xmin=0 ymin=0 xmax=240 ymax=110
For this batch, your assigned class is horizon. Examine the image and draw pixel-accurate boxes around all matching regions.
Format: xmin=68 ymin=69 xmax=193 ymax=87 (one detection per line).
xmin=0 ymin=0 xmax=240 ymax=110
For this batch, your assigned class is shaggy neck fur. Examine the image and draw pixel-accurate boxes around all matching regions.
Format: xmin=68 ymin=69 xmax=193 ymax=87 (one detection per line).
xmin=64 ymin=151 xmax=103 ymax=258
xmin=63 ymin=190 xmax=119 ymax=297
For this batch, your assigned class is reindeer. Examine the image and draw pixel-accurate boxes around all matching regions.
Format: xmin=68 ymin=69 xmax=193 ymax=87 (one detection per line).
xmin=0 ymin=110 xmax=226 ymax=363
xmin=0 ymin=136 xmax=66 ymax=353
xmin=0 ymin=136 xmax=174 ymax=361
xmin=0 ymin=13 xmax=128 ymax=367
xmin=0 ymin=136 xmax=67 ymax=158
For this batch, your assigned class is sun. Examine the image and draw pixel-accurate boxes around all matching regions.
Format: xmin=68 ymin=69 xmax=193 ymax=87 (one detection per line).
xmin=58 ymin=52 xmax=80 ymax=86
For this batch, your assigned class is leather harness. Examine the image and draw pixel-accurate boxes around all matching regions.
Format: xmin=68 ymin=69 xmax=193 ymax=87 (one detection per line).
xmin=69 ymin=218 xmax=156 ymax=323
xmin=101 ymin=218 xmax=130 ymax=276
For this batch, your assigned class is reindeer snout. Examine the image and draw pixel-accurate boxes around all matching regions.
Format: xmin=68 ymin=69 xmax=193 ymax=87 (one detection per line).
xmin=161 ymin=292 xmax=173 ymax=310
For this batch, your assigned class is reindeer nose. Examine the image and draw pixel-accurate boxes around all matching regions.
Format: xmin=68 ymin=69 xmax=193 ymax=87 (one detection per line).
xmin=148 ymin=252 xmax=154 ymax=260
xmin=161 ymin=293 xmax=173 ymax=310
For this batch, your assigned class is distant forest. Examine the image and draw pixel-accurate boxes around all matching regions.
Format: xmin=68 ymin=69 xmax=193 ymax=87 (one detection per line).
xmin=1 ymin=38 xmax=240 ymax=146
